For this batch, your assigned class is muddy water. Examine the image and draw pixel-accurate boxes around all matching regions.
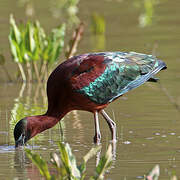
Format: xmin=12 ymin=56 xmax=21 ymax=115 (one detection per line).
xmin=0 ymin=0 xmax=180 ymax=179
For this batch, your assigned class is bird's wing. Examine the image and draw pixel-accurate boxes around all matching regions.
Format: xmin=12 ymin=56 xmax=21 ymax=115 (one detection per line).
xmin=70 ymin=52 xmax=166 ymax=104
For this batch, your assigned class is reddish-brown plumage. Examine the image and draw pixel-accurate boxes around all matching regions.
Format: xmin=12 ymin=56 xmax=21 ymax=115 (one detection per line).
xmin=46 ymin=54 xmax=107 ymax=115
xmin=27 ymin=116 xmax=59 ymax=139
xmin=25 ymin=55 xmax=107 ymax=140
xmin=70 ymin=55 xmax=106 ymax=89
xmin=14 ymin=52 xmax=166 ymax=147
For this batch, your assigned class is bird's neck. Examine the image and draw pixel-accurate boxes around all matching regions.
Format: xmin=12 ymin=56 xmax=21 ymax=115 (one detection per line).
xmin=27 ymin=111 xmax=67 ymax=139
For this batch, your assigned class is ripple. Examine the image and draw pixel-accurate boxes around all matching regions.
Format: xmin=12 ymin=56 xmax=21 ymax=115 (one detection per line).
xmin=0 ymin=145 xmax=15 ymax=153
xmin=0 ymin=131 xmax=8 ymax=135
xmin=123 ymin=141 xmax=131 ymax=144
xmin=0 ymin=144 xmax=41 ymax=153
xmin=145 ymin=137 xmax=155 ymax=140
xmin=169 ymin=132 xmax=176 ymax=135
xmin=161 ymin=135 xmax=167 ymax=138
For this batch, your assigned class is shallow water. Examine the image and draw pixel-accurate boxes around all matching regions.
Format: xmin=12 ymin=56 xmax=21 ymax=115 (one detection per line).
xmin=0 ymin=0 xmax=180 ymax=179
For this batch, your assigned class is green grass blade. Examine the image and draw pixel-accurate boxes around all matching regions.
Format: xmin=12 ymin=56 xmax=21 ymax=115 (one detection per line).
xmin=58 ymin=142 xmax=81 ymax=179
xmin=78 ymin=145 xmax=101 ymax=177
xmin=35 ymin=20 xmax=47 ymax=52
xmin=93 ymin=144 xmax=112 ymax=180
xmin=9 ymin=14 xmax=21 ymax=44
xmin=9 ymin=34 xmax=24 ymax=63
xmin=28 ymin=22 xmax=36 ymax=53
xmin=145 ymin=164 xmax=160 ymax=180
xmin=48 ymin=23 xmax=66 ymax=63
xmin=83 ymin=145 xmax=101 ymax=164
xmin=25 ymin=149 xmax=52 ymax=180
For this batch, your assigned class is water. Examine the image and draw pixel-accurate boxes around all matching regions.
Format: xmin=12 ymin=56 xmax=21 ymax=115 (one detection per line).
xmin=0 ymin=0 xmax=180 ymax=179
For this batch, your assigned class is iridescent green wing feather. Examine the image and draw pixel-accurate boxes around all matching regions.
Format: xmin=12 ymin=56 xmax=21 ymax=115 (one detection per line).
xmin=75 ymin=52 xmax=166 ymax=104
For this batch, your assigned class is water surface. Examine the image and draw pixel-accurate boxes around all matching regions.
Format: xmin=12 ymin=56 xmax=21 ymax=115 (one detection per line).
xmin=0 ymin=0 xmax=180 ymax=179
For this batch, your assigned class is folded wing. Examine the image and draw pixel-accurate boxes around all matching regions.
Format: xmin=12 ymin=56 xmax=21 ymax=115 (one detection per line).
xmin=71 ymin=52 xmax=166 ymax=104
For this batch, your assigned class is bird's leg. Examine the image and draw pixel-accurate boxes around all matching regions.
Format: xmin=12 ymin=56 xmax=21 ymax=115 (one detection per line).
xmin=100 ymin=110 xmax=117 ymax=142
xmin=93 ymin=111 xmax=101 ymax=144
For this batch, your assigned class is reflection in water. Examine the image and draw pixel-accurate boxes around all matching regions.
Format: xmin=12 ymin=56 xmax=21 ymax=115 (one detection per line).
xmin=12 ymin=142 xmax=116 ymax=180
xmin=14 ymin=148 xmax=42 ymax=180
xmin=91 ymin=35 xmax=106 ymax=52
xmin=71 ymin=110 xmax=85 ymax=142
xmin=10 ymin=83 xmax=47 ymax=145
xmin=0 ymin=145 xmax=15 ymax=153
xmin=0 ymin=0 xmax=180 ymax=178
xmin=33 ymin=82 xmax=47 ymax=105
xmin=14 ymin=149 xmax=29 ymax=172
xmin=91 ymin=13 xmax=106 ymax=51
xmin=159 ymin=82 xmax=180 ymax=113
xmin=112 ymin=141 xmax=117 ymax=160
xmin=10 ymin=81 xmax=47 ymax=130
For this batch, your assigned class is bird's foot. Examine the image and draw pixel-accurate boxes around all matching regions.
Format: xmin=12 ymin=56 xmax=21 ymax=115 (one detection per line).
xmin=111 ymin=138 xmax=117 ymax=143
xmin=93 ymin=133 xmax=101 ymax=145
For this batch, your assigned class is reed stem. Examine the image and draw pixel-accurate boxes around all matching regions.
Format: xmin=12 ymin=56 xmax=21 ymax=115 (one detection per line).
xmin=26 ymin=61 xmax=32 ymax=83
xmin=33 ymin=61 xmax=41 ymax=83
xmin=17 ymin=62 xmax=26 ymax=82
xmin=66 ymin=22 xmax=84 ymax=59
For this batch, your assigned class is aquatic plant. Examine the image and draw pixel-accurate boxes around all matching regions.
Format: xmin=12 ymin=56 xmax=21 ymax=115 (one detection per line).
xmin=144 ymin=165 xmax=160 ymax=180
xmin=65 ymin=22 xmax=84 ymax=58
xmin=9 ymin=14 xmax=66 ymax=83
xmin=144 ymin=165 xmax=178 ymax=180
xmin=26 ymin=142 xmax=113 ymax=180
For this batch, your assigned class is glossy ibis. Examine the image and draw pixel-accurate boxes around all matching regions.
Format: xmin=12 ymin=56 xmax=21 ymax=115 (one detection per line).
xmin=14 ymin=52 xmax=166 ymax=147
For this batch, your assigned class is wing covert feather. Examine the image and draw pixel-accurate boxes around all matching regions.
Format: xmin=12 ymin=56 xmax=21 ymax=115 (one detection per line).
xmin=70 ymin=52 xmax=166 ymax=104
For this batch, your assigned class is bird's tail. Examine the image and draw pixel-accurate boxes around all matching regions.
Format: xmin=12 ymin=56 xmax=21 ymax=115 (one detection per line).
xmin=148 ymin=60 xmax=167 ymax=82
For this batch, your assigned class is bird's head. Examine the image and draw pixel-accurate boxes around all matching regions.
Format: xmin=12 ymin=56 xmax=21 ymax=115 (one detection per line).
xmin=14 ymin=118 xmax=31 ymax=148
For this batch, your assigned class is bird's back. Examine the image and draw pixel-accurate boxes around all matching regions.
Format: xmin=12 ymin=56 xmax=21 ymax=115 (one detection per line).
xmin=47 ymin=51 xmax=166 ymax=108
xmin=68 ymin=52 xmax=166 ymax=105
